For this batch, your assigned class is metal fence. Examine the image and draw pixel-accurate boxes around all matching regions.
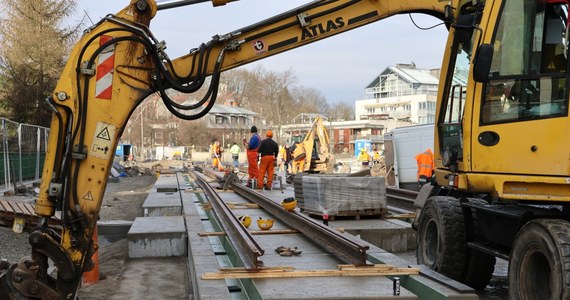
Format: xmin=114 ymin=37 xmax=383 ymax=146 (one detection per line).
xmin=1 ymin=118 xmax=49 ymax=193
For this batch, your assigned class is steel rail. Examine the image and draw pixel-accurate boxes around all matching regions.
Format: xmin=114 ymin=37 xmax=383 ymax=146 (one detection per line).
xmin=195 ymin=168 xmax=370 ymax=265
xmin=386 ymin=187 xmax=417 ymax=212
xmin=191 ymin=170 xmax=265 ymax=270
xmin=229 ymin=182 xmax=369 ymax=265
xmin=195 ymin=167 xmax=416 ymax=264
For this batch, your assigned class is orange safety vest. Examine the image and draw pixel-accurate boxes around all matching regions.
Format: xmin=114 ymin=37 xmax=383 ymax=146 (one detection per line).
xmin=415 ymin=149 xmax=435 ymax=179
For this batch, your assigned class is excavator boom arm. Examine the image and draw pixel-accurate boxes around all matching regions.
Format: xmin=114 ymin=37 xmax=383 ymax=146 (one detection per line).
xmin=169 ymin=0 xmax=449 ymax=81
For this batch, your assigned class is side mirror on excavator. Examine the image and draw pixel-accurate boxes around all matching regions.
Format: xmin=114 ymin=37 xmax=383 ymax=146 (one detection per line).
xmin=472 ymin=43 xmax=494 ymax=82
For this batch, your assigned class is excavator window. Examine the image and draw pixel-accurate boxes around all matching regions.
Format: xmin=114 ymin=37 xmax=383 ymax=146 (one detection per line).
xmin=480 ymin=0 xmax=569 ymax=124
xmin=438 ymin=4 xmax=475 ymax=165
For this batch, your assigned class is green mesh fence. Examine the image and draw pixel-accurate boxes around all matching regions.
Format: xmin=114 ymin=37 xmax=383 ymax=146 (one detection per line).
xmin=1 ymin=118 xmax=49 ymax=191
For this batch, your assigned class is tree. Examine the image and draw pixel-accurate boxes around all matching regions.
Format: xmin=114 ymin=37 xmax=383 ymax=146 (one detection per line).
xmin=290 ymin=86 xmax=329 ymax=117
xmin=0 ymin=0 xmax=81 ymax=126
xmin=328 ymin=101 xmax=354 ymax=121
xmin=258 ymin=68 xmax=296 ymax=141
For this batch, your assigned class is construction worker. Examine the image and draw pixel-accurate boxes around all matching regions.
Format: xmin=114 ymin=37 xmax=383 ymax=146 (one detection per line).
xmin=415 ymin=148 xmax=435 ymax=187
xmin=291 ymin=142 xmax=306 ymax=174
xmin=372 ymin=149 xmax=382 ymax=166
xmin=257 ymin=130 xmax=279 ymax=190
xmin=278 ymin=145 xmax=287 ymax=172
xmin=230 ymin=142 xmax=240 ymax=171
xmin=357 ymin=148 xmax=371 ymax=168
xmin=284 ymin=144 xmax=292 ymax=174
xmin=244 ymin=125 xmax=261 ymax=187
xmin=211 ymin=139 xmax=223 ymax=171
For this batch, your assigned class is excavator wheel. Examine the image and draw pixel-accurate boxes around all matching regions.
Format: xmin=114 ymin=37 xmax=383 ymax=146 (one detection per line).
xmin=509 ymin=218 xmax=570 ymax=300
xmin=416 ymin=196 xmax=466 ymax=282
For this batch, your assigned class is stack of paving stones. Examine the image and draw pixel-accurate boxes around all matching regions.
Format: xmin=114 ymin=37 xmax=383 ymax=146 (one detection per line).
xmin=302 ymin=174 xmax=387 ymax=217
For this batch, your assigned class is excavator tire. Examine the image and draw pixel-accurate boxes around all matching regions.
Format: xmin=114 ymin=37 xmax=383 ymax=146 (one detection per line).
xmin=462 ymin=198 xmax=496 ymax=290
xmin=416 ymin=196 xmax=466 ymax=282
xmin=509 ymin=219 xmax=570 ymax=300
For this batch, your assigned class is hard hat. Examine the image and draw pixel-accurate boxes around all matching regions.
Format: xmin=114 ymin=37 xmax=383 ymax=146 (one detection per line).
xmin=266 ymin=130 xmax=273 ymax=138
xmin=238 ymin=215 xmax=251 ymax=228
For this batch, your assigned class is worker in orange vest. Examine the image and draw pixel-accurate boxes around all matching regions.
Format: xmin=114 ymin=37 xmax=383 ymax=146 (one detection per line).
xmin=244 ymin=126 xmax=261 ymax=187
xmin=415 ymin=148 xmax=435 ymax=187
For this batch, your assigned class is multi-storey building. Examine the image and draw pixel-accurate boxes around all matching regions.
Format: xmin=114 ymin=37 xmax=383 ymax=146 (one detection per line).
xmin=355 ymin=63 xmax=440 ymax=127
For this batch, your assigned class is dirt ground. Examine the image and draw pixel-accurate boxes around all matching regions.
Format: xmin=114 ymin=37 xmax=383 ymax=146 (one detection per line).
xmin=1 ymin=160 xmax=188 ymax=299
xmin=77 ymin=174 xmax=158 ymax=299
xmin=78 ymin=160 xmax=188 ymax=299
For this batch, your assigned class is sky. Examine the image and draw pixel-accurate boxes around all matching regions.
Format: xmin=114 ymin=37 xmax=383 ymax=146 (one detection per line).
xmin=74 ymin=0 xmax=449 ymax=104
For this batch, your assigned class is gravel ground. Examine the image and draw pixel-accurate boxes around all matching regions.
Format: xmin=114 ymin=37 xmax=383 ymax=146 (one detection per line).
xmin=0 ymin=226 xmax=32 ymax=264
xmin=1 ymin=173 xmax=158 ymax=263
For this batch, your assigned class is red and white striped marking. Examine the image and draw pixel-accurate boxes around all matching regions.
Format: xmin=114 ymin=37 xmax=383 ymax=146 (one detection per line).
xmin=95 ymin=35 xmax=115 ymax=99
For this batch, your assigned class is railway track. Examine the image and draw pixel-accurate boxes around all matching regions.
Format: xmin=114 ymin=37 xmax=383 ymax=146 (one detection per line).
xmin=386 ymin=187 xmax=417 ymax=213
xmin=193 ymin=167 xmax=370 ymax=266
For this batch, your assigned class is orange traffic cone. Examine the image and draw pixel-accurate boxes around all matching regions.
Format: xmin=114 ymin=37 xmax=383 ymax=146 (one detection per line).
xmin=82 ymin=227 xmax=99 ymax=286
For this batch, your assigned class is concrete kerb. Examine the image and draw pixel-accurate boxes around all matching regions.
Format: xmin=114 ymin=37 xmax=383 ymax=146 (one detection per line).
xmin=182 ymin=177 xmax=232 ymax=300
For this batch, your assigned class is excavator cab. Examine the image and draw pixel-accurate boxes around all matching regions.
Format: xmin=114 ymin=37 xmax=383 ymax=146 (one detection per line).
xmin=416 ymin=0 xmax=570 ymax=297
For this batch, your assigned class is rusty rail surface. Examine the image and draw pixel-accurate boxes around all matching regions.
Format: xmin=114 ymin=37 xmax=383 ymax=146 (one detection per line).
xmin=190 ymin=170 xmax=265 ymax=270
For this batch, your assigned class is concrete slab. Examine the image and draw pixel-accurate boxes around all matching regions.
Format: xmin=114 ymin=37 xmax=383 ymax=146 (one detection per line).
xmin=185 ymin=214 xmax=233 ymax=300
xmin=251 ymin=232 xmax=417 ymax=299
xmin=97 ymin=220 xmax=133 ymax=246
xmin=153 ymin=174 xmax=180 ymax=190
xmin=127 ymin=216 xmax=187 ymax=258
xmin=334 ymin=219 xmax=416 ymax=252
xmin=142 ymin=192 xmax=182 ymax=217
xmin=104 ymin=257 xmax=188 ymax=300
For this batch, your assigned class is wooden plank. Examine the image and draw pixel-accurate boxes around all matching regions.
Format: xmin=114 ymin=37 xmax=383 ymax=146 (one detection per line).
xmin=201 ymin=203 xmax=259 ymax=210
xmin=0 ymin=200 xmax=15 ymax=213
xmin=202 ymin=265 xmax=420 ymax=279
xmin=8 ymin=202 xmax=24 ymax=214
xmin=198 ymin=229 xmax=299 ymax=237
xmin=225 ymin=202 xmax=260 ymax=208
xmin=218 ymin=266 xmax=295 ymax=272
xmin=16 ymin=202 xmax=35 ymax=216
xmin=385 ymin=213 xmax=416 ymax=219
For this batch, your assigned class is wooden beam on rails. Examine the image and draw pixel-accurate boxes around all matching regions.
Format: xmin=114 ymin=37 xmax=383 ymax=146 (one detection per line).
xmin=198 ymin=229 xmax=299 ymax=236
xmin=202 ymin=264 xmax=420 ymax=279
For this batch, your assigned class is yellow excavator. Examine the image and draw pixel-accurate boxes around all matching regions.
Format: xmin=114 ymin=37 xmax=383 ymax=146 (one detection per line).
xmin=290 ymin=115 xmax=334 ymax=174
xmin=2 ymin=0 xmax=570 ymax=299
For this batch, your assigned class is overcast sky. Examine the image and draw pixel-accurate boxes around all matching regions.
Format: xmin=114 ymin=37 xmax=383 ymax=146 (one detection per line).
xmin=74 ymin=0 xmax=448 ymax=104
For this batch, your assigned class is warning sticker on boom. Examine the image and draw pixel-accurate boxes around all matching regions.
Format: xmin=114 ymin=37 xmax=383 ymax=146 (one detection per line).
xmin=91 ymin=122 xmax=116 ymax=159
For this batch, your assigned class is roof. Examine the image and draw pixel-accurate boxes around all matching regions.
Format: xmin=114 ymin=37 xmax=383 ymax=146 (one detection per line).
xmin=366 ymin=65 xmax=439 ymax=88
xmin=181 ymin=100 xmax=258 ymax=116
